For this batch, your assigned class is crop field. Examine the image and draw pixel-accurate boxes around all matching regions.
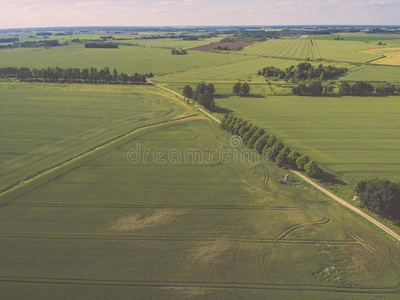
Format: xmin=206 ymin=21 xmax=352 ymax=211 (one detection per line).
xmin=157 ymin=56 xmax=354 ymax=84
xmin=242 ymin=39 xmax=322 ymax=60
xmin=342 ymin=65 xmax=400 ymax=82
xmin=157 ymin=57 xmax=300 ymax=83
xmin=309 ymin=33 xmax=400 ymax=43
xmin=241 ymin=39 xmax=386 ymax=63
xmin=1 ymin=27 xmax=400 ymax=299
xmin=0 ymin=44 xmax=250 ymax=75
xmin=215 ymin=95 xmax=400 ymax=185
xmin=1 ymin=117 xmax=399 ymax=300
xmin=0 ymin=83 xmax=185 ymax=192
xmin=361 ymin=47 xmax=400 ymax=66
xmin=190 ymin=41 xmax=254 ymax=51
xmin=132 ymin=37 xmax=222 ymax=49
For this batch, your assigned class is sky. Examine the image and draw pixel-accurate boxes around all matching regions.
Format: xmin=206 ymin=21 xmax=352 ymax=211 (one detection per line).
xmin=0 ymin=0 xmax=399 ymax=29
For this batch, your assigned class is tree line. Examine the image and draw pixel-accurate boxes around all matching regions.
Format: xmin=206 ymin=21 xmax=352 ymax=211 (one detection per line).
xmin=292 ymin=81 xmax=331 ymax=96
xmin=292 ymin=81 xmax=398 ymax=96
xmin=258 ymin=63 xmax=348 ymax=81
xmin=171 ymin=48 xmax=187 ymax=55
xmin=339 ymin=81 xmax=398 ymax=96
xmin=85 ymin=43 xmax=119 ymax=48
xmin=0 ymin=67 xmax=151 ymax=84
xmin=220 ymin=115 xmax=321 ymax=178
xmin=356 ymin=178 xmax=400 ymax=224
xmin=0 ymin=40 xmax=62 ymax=49
xmin=182 ymin=83 xmax=216 ymax=111
xmin=36 ymin=32 xmax=53 ymax=36
xmin=0 ymin=38 xmax=19 ymax=43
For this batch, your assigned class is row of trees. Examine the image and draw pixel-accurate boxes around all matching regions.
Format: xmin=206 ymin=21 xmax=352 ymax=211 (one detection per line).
xmin=338 ymin=81 xmax=397 ymax=96
xmin=292 ymin=81 xmax=398 ymax=96
xmin=0 ymin=67 xmax=149 ymax=84
xmin=216 ymin=46 xmax=243 ymax=51
xmin=0 ymin=38 xmax=19 ymax=43
xmin=36 ymin=32 xmax=53 ymax=36
xmin=259 ymin=63 xmax=348 ymax=81
xmin=85 ymin=43 xmax=119 ymax=48
xmin=292 ymin=81 xmax=333 ymax=96
xmin=339 ymin=81 xmax=374 ymax=96
xmin=233 ymin=82 xmax=251 ymax=97
xmin=182 ymin=83 xmax=216 ymax=111
xmin=171 ymin=48 xmax=187 ymax=55
xmin=220 ymin=115 xmax=321 ymax=178
xmin=356 ymin=178 xmax=400 ymax=222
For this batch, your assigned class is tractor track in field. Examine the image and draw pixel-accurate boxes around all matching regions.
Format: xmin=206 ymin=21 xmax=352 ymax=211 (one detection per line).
xmin=275 ymin=217 xmax=331 ymax=240
xmin=0 ymin=275 xmax=399 ymax=294
xmin=7 ymin=202 xmax=304 ymax=211
xmin=0 ymin=232 xmax=357 ymax=245
xmin=0 ymin=115 xmax=200 ymax=210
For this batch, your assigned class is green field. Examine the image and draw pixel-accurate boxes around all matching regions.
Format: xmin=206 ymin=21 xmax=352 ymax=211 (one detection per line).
xmin=343 ymin=65 xmax=400 ymax=82
xmin=0 ymin=44 xmax=250 ymax=76
xmin=1 ymin=116 xmax=399 ymax=299
xmin=1 ymin=28 xmax=400 ymax=299
xmin=240 ymin=39 xmax=383 ymax=63
xmin=0 ymin=83 xmax=185 ymax=191
xmin=215 ymin=95 xmax=400 ymax=185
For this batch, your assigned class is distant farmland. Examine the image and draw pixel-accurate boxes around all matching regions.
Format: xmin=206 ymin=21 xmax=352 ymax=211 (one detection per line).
xmin=190 ymin=41 xmax=254 ymax=51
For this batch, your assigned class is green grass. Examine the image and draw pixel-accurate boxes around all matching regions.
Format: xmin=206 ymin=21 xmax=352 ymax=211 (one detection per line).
xmin=157 ymin=57 xmax=308 ymax=83
xmin=309 ymin=33 xmax=400 ymax=43
xmin=242 ymin=39 xmax=322 ymax=60
xmin=343 ymin=65 xmax=400 ymax=82
xmin=240 ymin=39 xmax=386 ymax=63
xmin=215 ymin=95 xmax=400 ymax=185
xmin=0 ymin=44 xmax=250 ymax=76
xmin=129 ymin=37 xmax=222 ymax=49
xmin=0 ymin=117 xmax=399 ymax=299
xmin=0 ymin=82 xmax=185 ymax=192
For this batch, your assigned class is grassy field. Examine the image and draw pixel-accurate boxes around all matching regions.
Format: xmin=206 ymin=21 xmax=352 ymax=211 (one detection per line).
xmin=343 ymin=65 xmax=400 ymax=82
xmin=240 ymin=39 xmax=384 ymax=63
xmin=1 ymin=29 xmax=400 ymax=299
xmin=215 ymin=95 xmax=400 ymax=185
xmin=0 ymin=117 xmax=399 ymax=299
xmin=242 ymin=39 xmax=322 ymax=60
xmin=0 ymin=82 xmax=186 ymax=192
xmin=0 ymin=44 xmax=250 ymax=76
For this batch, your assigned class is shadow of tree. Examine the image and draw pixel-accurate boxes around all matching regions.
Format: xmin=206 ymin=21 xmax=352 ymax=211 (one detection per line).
xmin=318 ymin=170 xmax=347 ymax=186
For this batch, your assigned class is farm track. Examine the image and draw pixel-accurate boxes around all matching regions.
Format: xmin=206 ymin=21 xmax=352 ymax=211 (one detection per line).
xmin=0 ymin=233 xmax=356 ymax=245
xmin=2 ymin=82 xmax=400 ymax=296
xmin=292 ymin=170 xmax=400 ymax=243
xmin=153 ymin=82 xmax=400 ymax=245
xmin=0 ymin=99 xmax=177 ymax=189
xmin=0 ymin=115 xmax=200 ymax=209
xmin=7 ymin=202 xmax=305 ymax=211
xmin=0 ymin=275 xmax=399 ymax=294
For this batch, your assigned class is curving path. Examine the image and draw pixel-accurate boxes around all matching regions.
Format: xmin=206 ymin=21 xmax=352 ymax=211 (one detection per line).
xmin=292 ymin=170 xmax=400 ymax=242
